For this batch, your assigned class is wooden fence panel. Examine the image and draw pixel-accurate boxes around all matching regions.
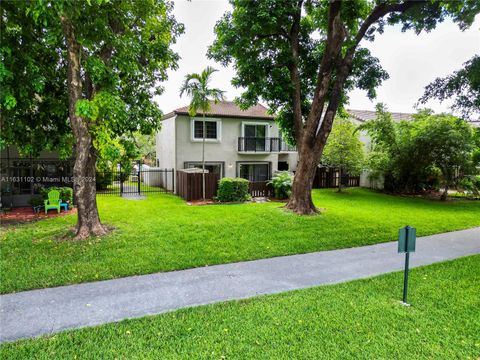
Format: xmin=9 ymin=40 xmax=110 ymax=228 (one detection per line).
xmin=176 ymin=171 xmax=219 ymax=201
xmin=249 ymin=181 xmax=273 ymax=197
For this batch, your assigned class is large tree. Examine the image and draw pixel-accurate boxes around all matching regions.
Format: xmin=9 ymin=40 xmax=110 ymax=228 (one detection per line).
xmin=360 ymin=106 xmax=477 ymax=198
xmin=1 ymin=1 xmax=183 ymax=238
xmin=414 ymin=113 xmax=476 ymax=200
xmin=208 ymin=0 xmax=479 ymax=214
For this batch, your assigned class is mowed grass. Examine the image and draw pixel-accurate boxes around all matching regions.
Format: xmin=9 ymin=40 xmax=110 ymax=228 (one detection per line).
xmin=2 ymin=256 xmax=479 ymax=359
xmin=1 ymin=188 xmax=479 ymax=294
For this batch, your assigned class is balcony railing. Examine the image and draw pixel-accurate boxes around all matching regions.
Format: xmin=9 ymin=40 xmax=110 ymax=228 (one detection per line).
xmin=237 ymin=137 xmax=296 ymax=153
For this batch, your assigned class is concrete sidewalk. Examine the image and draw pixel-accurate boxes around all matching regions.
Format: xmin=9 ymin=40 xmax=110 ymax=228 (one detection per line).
xmin=1 ymin=227 xmax=479 ymax=342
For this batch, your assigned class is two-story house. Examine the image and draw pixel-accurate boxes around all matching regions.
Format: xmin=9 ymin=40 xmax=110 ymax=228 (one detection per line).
xmin=156 ymin=101 xmax=419 ymax=193
xmin=155 ymin=101 xmax=297 ymax=191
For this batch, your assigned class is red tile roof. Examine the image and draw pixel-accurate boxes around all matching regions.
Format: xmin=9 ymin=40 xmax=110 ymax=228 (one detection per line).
xmin=163 ymin=101 xmax=273 ymax=120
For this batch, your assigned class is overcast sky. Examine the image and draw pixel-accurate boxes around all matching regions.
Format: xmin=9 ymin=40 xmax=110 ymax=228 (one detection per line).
xmin=156 ymin=0 xmax=480 ymax=116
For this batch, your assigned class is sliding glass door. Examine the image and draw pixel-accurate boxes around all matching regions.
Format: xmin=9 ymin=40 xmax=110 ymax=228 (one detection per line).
xmin=239 ymin=163 xmax=270 ymax=182
xmin=244 ymin=124 xmax=267 ymax=151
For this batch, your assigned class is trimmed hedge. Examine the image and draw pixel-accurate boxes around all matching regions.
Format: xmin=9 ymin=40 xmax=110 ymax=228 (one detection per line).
xmin=216 ymin=177 xmax=250 ymax=202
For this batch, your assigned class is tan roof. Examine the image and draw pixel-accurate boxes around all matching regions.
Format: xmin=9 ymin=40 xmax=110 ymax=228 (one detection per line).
xmin=347 ymin=109 xmax=413 ymax=122
xmin=163 ymin=101 xmax=273 ymax=120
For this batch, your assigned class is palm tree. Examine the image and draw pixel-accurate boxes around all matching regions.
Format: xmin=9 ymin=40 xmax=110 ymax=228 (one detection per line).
xmin=180 ymin=67 xmax=225 ymax=200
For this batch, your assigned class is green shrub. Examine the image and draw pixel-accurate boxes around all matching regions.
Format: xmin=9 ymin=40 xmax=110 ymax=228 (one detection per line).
xmin=28 ymin=195 xmax=44 ymax=207
xmin=268 ymin=171 xmax=293 ymax=199
xmin=457 ymin=176 xmax=480 ymax=198
xmin=96 ymin=171 xmax=113 ymax=190
xmin=216 ymin=177 xmax=250 ymax=202
xmin=40 ymin=186 xmax=74 ymax=207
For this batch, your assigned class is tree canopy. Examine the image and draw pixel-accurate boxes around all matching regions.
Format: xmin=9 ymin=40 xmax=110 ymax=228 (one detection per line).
xmin=208 ymin=0 xmax=478 ymax=144
xmin=360 ymin=105 xmax=477 ymax=199
xmin=419 ymin=55 xmax=480 ymax=120
xmin=208 ymin=0 xmax=480 ymax=213
xmin=1 ymin=0 xmax=184 ymax=157
xmin=1 ymin=0 xmax=184 ymax=238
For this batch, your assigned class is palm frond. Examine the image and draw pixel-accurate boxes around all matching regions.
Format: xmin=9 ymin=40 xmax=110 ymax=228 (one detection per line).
xmin=179 ymin=67 xmax=224 ymax=117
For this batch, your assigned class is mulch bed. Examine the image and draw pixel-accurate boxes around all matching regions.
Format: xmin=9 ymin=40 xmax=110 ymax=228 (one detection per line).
xmin=0 ymin=207 xmax=77 ymax=226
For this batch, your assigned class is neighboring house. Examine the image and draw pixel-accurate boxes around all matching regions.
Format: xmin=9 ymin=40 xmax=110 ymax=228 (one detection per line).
xmin=347 ymin=109 xmax=413 ymax=188
xmin=156 ymin=101 xmax=297 ymax=191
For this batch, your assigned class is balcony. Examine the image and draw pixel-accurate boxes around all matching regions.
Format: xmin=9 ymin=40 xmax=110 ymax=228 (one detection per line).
xmin=237 ymin=137 xmax=296 ymax=153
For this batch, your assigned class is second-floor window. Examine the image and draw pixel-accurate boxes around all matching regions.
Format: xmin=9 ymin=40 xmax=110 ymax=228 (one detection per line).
xmin=191 ymin=118 xmax=221 ymax=141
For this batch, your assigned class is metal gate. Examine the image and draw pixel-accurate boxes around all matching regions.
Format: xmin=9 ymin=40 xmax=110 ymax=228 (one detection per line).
xmin=96 ymin=161 xmax=174 ymax=196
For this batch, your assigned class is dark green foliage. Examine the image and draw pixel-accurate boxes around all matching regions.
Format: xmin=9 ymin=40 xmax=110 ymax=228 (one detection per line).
xmin=95 ymin=171 xmax=113 ymax=191
xmin=28 ymin=195 xmax=44 ymax=208
xmin=360 ymin=105 xmax=477 ymax=195
xmin=40 ymin=187 xmax=73 ymax=205
xmin=216 ymin=177 xmax=250 ymax=202
xmin=179 ymin=67 xmax=225 ymax=117
xmin=208 ymin=1 xmax=479 ymax=145
xmin=0 ymin=0 xmax=184 ymax=157
xmin=208 ymin=1 xmax=391 ymax=144
xmin=420 ymin=55 xmax=480 ymax=118
xmin=268 ymin=171 xmax=293 ymax=199
xmin=456 ymin=176 xmax=480 ymax=199
xmin=0 ymin=1 xmax=72 ymax=157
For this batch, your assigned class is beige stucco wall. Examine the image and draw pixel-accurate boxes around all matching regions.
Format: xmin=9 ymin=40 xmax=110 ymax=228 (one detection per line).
xmin=161 ymin=115 xmax=298 ymax=179
xmin=156 ymin=115 xmax=176 ymax=170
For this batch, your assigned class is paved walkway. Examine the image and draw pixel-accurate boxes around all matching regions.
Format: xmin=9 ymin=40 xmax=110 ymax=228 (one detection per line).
xmin=1 ymin=227 xmax=479 ymax=342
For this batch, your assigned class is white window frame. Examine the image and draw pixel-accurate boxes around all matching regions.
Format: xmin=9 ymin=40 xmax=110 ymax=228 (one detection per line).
xmin=241 ymin=121 xmax=270 ymax=137
xmin=191 ymin=117 xmax=222 ymax=142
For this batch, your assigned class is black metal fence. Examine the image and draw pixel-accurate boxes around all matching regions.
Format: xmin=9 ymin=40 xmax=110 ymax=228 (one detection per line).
xmin=313 ymin=167 xmax=360 ymax=189
xmin=96 ymin=167 xmax=174 ymax=196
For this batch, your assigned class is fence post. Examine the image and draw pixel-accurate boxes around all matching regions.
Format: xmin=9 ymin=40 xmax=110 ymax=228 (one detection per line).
xmin=171 ymin=168 xmax=175 ymax=193
xmin=119 ymin=163 xmax=123 ymax=195
xmin=137 ymin=160 xmax=141 ymax=195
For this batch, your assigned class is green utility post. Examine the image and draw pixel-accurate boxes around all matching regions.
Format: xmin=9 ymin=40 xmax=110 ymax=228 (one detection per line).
xmin=398 ymin=225 xmax=416 ymax=306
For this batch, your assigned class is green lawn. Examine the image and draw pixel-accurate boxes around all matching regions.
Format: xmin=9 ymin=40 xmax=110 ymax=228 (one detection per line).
xmin=2 ymin=255 xmax=479 ymax=359
xmin=1 ymin=188 xmax=479 ymax=294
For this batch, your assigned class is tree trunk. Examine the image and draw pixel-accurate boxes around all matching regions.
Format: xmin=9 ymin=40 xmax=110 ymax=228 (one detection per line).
xmin=285 ymin=143 xmax=319 ymax=214
xmin=440 ymin=184 xmax=449 ymax=201
xmin=61 ymin=15 xmax=106 ymax=239
xmin=284 ymin=1 xmax=419 ymax=215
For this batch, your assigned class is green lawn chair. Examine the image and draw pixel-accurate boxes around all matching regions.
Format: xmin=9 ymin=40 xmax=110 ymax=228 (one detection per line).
xmin=44 ymin=190 xmax=61 ymax=214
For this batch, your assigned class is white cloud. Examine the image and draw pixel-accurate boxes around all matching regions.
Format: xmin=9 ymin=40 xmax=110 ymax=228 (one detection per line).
xmin=156 ymin=2 xmax=480 ymax=116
